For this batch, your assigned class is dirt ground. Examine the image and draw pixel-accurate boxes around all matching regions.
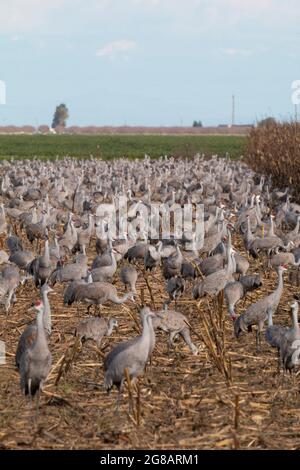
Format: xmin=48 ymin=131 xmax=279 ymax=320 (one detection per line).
xmin=1 ymin=230 xmax=300 ymax=450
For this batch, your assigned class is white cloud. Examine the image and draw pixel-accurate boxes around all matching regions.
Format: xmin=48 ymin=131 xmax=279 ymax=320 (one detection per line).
xmin=96 ymin=40 xmax=137 ymax=58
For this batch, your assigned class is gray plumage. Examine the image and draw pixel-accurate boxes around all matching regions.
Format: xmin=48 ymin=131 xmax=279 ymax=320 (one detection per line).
xmin=234 ymin=266 xmax=286 ymax=348
xmin=269 ymin=252 xmax=300 ymax=269
xmin=65 ymin=281 xmax=134 ymax=309
xmin=27 ymin=239 xmax=53 ymax=287
xmin=75 ymin=317 xmax=118 ymax=346
xmin=15 ymin=285 xmax=53 ymax=369
xmin=193 ymin=247 xmax=235 ymax=299
xmin=180 ymin=261 xmax=198 ymax=279
xmin=162 ymin=245 xmax=182 ymax=279
xmin=63 ymin=272 xmax=93 ymax=305
xmin=91 ymin=249 xmax=117 ymax=282
xmin=234 ymin=253 xmax=249 ymax=276
xmin=124 ymin=242 xmax=149 ymax=263
xmin=152 ymin=308 xmax=198 ymax=355
xmin=224 ymin=274 xmax=262 ymax=319
xmin=19 ymin=300 xmax=52 ymax=397
xmin=49 ymin=255 xmax=87 ymax=286
xmin=144 ymin=242 xmax=162 ymax=271
xmin=199 ymin=253 xmax=224 ymax=277
xmin=280 ymin=301 xmax=300 ymax=372
xmin=9 ymin=250 xmax=34 ymax=269
xmin=120 ymin=265 xmax=138 ymax=293
xmin=265 ymin=309 xmax=287 ymax=355
xmin=6 ymin=230 xmax=23 ymax=253
xmin=165 ymin=276 xmax=185 ymax=307
xmin=25 ymin=214 xmax=48 ymax=244
xmin=104 ymin=307 xmax=155 ymax=393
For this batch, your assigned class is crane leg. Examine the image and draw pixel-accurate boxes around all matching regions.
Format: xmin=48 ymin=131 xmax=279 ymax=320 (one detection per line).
xmin=277 ymin=349 xmax=283 ymax=372
xmin=35 ymin=388 xmax=41 ymax=421
xmin=255 ymin=329 xmax=261 ymax=352
xmin=115 ymin=382 xmax=124 ymax=415
xmin=168 ymin=331 xmax=176 ymax=353
xmin=28 ymin=378 xmax=32 ymax=399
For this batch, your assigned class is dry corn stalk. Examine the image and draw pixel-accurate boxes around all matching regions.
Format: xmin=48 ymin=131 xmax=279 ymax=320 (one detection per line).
xmin=197 ymin=297 xmax=232 ymax=385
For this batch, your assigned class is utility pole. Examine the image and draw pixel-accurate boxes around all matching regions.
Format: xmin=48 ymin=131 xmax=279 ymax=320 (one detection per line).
xmin=295 ymin=104 xmax=298 ymax=122
xmin=231 ymin=94 xmax=235 ymax=127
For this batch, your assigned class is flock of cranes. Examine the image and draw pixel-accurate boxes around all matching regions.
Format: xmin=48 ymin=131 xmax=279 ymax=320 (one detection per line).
xmin=0 ymin=154 xmax=300 ymax=418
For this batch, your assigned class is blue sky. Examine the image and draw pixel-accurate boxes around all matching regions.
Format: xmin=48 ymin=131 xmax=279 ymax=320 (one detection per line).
xmin=0 ymin=0 xmax=299 ymax=126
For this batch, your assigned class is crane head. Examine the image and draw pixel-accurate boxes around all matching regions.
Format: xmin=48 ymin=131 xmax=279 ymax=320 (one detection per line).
xmin=28 ymin=299 xmax=44 ymax=313
xmin=280 ymin=264 xmax=288 ymax=271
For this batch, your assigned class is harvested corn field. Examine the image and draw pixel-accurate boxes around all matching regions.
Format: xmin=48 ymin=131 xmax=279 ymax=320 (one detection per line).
xmin=0 ymin=156 xmax=300 ymax=450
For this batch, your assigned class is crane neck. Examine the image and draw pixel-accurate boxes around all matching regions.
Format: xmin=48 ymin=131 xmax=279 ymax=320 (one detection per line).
xmin=44 ymin=239 xmax=50 ymax=263
xmin=267 ymin=310 xmax=273 ymax=327
xmin=275 ymin=269 xmax=284 ymax=296
xmin=113 ymin=291 xmax=132 ymax=304
xmin=268 ymin=217 xmax=275 ymax=237
xmin=35 ymin=308 xmax=49 ymax=350
xmin=292 ymin=305 xmax=299 ymax=331
xmin=41 ymin=291 xmax=52 ymax=336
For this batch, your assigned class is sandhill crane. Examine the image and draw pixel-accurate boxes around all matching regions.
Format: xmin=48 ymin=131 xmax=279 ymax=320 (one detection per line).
xmin=152 ymin=308 xmax=198 ymax=355
xmin=265 ymin=309 xmax=287 ymax=369
xmin=269 ymin=251 xmax=300 ymax=269
xmin=6 ymin=225 xmax=23 ymax=253
xmin=103 ymin=307 xmax=155 ymax=405
xmin=234 ymin=265 xmax=287 ymax=349
xmin=224 ymin=274 xmax=262 ymax=319
xmin=144 ymin=242 xmax=162 ymax=271
xmin=0 ymin=203 xmax=7 ymax=235
xmin=165 ymin=276 xmax=185 ymax=308
xmin=75 ymin=317 xmax=118 ymax=346
xmin=95 ymin=221 xmax=110 ymax=255
xmin=9 ymin=249 xmax=34 ymax=270
xmin=162 ymin=244 xmax=183 ymax=279
xmin=25 ymin=211 xmax=48 ymax=246
xmin=234 ymin=252 xmax=250 ymax=277
xmin=59 ymin=212 xmax=78 ymax=254
xmin=281 ymin=300 xmax=300 ymax=372
xmin=92 ymin=243 xmax=114 ymax=269
xmin=249 ymin=235 xmax=291 ymax=259
xmin=27 ymin=238 xmax=53 ymax=287
xmin=120 ymin=266 xmax=138 ymax=293
xmin=0 ymin=264 xmax=20 ymax=312
xmin=18 ymin=300 xmax=52 ymax=400
xmin=193 ymin=246 xmax=236 ymax=299
xmin=49 ymin=235 xmax=60 ymax=263
xmin=76 ymin=214 xmax=94 ymax=251
xmin=180 ymin=260 xmax=198 ymax=279
xmin=65 ymin=281 xmax=135 ymax=313
xmin=15 ymin=285 xmax=54 ymax=369
xmin=199 ymin=252 xmax=224 ymax=277
xmin=49 ymin=250 xmax=88 ymax=286
xmin=63 ymin=270 xmax=93 ymax=305
xmin=91 ymin=248 xmax=117 ymax=282
xmin=124 ymin=236 xmax=149 ymax=263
